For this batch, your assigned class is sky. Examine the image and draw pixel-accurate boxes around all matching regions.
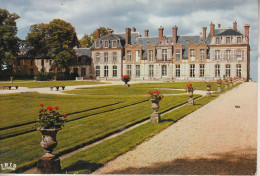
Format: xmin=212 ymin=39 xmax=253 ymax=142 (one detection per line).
xmin=0 ymin=0 xmax=258 ymax=81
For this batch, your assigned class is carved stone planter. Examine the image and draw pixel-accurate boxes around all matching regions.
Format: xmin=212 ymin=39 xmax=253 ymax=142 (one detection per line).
xmin=150 ymin=99 xmax=160 ymax=123
xmin=206 ymin=86 xmax=211 ymax=97
xmin=188 ymin=91 xmax=194 ymax=106
xmin=217 ymin=83 xmax=221 ymax=92
xmin=37 ymin=128 xmax=61 ymax=174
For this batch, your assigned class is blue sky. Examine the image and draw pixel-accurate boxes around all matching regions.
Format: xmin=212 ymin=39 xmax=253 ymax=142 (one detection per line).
xmin=1 ymin=0 xmax=258 ymax=81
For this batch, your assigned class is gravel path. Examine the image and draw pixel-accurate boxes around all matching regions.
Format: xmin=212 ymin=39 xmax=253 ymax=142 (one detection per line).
xmin=93 ymin=82 xmax=257 ymax=175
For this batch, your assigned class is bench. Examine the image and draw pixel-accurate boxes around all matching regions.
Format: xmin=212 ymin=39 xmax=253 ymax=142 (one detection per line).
xmin=50 ymin=86 xmax=65 ymax=91
xmin=1 ymin=86 xmax=19 ymax=90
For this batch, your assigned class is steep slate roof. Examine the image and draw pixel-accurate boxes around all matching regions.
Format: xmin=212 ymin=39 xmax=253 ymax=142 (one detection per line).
xmin=75 ymin=48 xmax=91 ymax=57
xmin=206 ymin=28 xmax=242 ymax=43
xmin=91 ymin=33 xmax=126 ymax=48
xmin=116 ymin=32 xmax=141 ymax=45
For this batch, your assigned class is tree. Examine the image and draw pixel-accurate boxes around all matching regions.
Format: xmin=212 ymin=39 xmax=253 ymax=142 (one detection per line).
xmin=0 ymin=9 xmax=20 ymax=71
xmin=79 ymin=27 xmax=109 ymax=48
xmin=26 ymin=19 xmax=79 ymax=70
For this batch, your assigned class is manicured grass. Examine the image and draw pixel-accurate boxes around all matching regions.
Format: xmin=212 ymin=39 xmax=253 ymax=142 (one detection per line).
xmin=64 ymin=85 xmax=185 ymax=95
xmin=0 ymin=80 xmax=106 ymax=88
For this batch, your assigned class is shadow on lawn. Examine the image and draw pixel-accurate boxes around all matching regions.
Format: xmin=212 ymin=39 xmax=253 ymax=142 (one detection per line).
xmin=62 ymin=160 xmax=103 ymax=174
xmin=104 ymin=148 xmax=256 ymax=175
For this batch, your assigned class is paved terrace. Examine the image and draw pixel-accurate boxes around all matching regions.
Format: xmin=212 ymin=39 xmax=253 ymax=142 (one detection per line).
xmin=93 ymin=82 xmax=257 ymax=175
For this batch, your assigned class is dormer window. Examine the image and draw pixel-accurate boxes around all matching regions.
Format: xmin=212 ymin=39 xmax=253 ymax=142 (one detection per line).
xmin=237 ymin=37 xmax=242 ymax=44
xmin=190 ymin=49 xmax=195 ymax=61
xmin=104 ymin=41 xmax=109 ymax=48
xmin=216 ymin=37 xmax=221 ymax=44
xmin=112 ymin=40 xmax=117 ymax=48
xmin=96 ymin=41 xmax=100 ymax=48
xmin=226 ymin=37 xmax=231 ymax=44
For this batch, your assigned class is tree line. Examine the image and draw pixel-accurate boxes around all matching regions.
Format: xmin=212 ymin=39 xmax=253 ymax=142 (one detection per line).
xmin=0 ymin=8 xmax=109 ymax=74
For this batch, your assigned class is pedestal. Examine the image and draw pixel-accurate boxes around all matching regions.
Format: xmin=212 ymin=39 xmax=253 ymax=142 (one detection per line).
xmin=37 ymin=156 xmax=61 ymax=174
xmin=124 ymin=83 xmax=130 ymax=87
xmin=150 ymin=112 xmax=160 ymax=124
xmin=217 ymin=86 xmax=221 ymax=92
xmin=188 ymin=98 xmax=194 ymax=106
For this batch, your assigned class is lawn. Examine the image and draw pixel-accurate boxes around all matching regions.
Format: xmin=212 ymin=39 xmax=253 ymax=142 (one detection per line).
xmin=0 ymin=80 xmax=106 ymax=88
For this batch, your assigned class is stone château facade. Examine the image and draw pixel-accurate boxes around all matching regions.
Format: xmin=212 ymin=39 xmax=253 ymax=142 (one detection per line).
xmin=13 ymin=21 xmax=250 ymax=81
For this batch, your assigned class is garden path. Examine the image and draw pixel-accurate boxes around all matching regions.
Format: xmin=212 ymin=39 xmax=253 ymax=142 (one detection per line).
xmin=93 ymin=82 xmax=257 ymax=175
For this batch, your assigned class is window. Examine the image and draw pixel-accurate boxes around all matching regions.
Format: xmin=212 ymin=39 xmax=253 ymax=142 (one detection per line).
xmin=31 ymin=59 xmax=34 ymax=66
xmin=176 ymin=49 xmax=180 ymax=61
xmin=162 ymin=49 xmax=167 ymax=61
xmin=104 ymin=41 xmax=109 ymax=48
xmin=200 ymin=64 xmax=205 ymax=77
xmin=104 ymin=52 xmax=108 ymax=62
xmin=96 ymin=41 xmax=100 ymax=48
xmin=216 ymin=37 xmax=221 ymax=44
xmin=225 ymin=64 xmax=231 ymax=77
xmin=113 ymin=52 xmax=117 ymax=62
xmin=136 ymin=65 xmax=140 ymax=77
xmin=215 ymin=50 xmax=220 ymax=60
xmin=149 ymin=65 xmax=154 ymax=77
xmin=96 ymin=66 xmax=100 ymax=77
xmin=237 ymin=37 xmax=242 ymax=44
xmin=236 ymin=64 xmax=241 ymax=77
xmin=81 ymin=68 xmax=86 ymax=77
xmin=236 ymin=50 xmax=242 ymax=60
xmin=149 ymin=50 xmax=153 ymax=61
xmin=127 ymin=51 xmax=131 ymax=62
xmin=190 ymin=64 xmax=195 ymax=77
xmin=127 ymin=65 xmax=132 ymax=76
xmin=176 ymin=65 xmax=180 ymax=77
xmin=162 ymin=65 xmax=167 ymax=76
xmin=215 ymin=64 xmax=220 ymax=77
xmin=226 ymin=37 xmax=231 ymax=44
xmin=104 ymin=66 xmax=108 ymax=77
xmin=136 ymin=50 xmax=140 ymax=62
xmin=112 ymin=40 xmax=117 ymax=48
xmin=226 ymin=50 xmax=231 ymax=60
xmin=190 ymin=49 xmax=195 ymax=61
xmin=113 ymin=66 xmax=117 ymax=77
xmin=73 ymin=68 xmax=78 ymax=74
xmin=200 ymin=49 xmax=205 ymax=61
xmin=78 ymin=57 xmax=81 ymax=63
xmin=96 ymin=53 xmax=100 ymax=62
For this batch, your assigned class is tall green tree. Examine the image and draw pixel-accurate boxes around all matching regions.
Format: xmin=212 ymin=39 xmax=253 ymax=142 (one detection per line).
xmin=26 ymin=19 xmax=79 ymax=70
xmin=79 ymin=27 xmax=109 ymax=48
xmin=0 ymin=9 xmax=20 ymax=71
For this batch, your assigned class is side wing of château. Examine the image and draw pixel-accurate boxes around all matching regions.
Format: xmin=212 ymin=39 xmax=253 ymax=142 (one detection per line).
xmin=14 ymin=21 xmax=250 ymax=81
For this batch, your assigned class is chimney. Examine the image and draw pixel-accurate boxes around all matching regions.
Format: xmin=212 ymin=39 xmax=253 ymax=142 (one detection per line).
xmin=125 ymin=27 xmax=131 ymax=45
xmin=202 ymin=27 xmax=207 ymax=40
xmin=244 ymin=24 xmax=250 ymax=39
xmin=107 ymin=29 xmax=113 ymax=35
xmin=172 ymin=25 xmax=178 ymax=44
xmin=218 ymin=24 xmax=221 ymax=28
xmin=145 ymin=29 xmax=149 ymax=37
xmin=210 ymin=22 xmax=215 ymax=40
xmin=158 ymin=26 xmax=164 ymax=42
xmin=132 ymin=27 xmax=136 ymax=32
xmin=233 ymin=21 xmax=237 ymax=31
xmin=96 ymin=28 xmax=101 ymax=39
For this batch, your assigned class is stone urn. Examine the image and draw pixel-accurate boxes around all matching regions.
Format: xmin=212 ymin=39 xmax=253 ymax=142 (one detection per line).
xmin=37 ymin=128 xmax=61 ymax=174
xmin=124 ymin=82 xmax=130 ymax=87
xmin=206 ymin=86 xmax=211 ymax=97
xmin=217 ymin=83 xmax=221 ymax=92
xmin=225 ymin=82 xmax=228 ymax=89
xmin=53 ymin=76 xmax=57 ymax=81
xmin=150 ymin=99 xmax=160 ymax=123
xmin=188 ymin=91 xmax=194 ymax=106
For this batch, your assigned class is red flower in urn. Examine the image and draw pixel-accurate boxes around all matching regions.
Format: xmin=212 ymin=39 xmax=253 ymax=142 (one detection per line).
xmin=148 ymin=90 xmax=164 ymax=101
xmin=122 ymin=75 xmax=131 ymax=84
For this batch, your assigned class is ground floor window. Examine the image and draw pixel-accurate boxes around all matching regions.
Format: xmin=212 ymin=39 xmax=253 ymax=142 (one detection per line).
xmin=96 ymin=66 xmax=100 ymax=77
xmin=136 ymin=65 xmax=140 ymax=77
xmin=236 ymin=64 xmax=241 ymax=77
xmin=225 ymin=64 xmax=231 ymax=77
xmin=127 ymin=65 xmax=132 ymax=76
xmin=176 ymin=65 xmax=180 ymax=77
xmin=149 ymin=65 xmax=154 ymax=77
xmin=215 ymin=64 xmax=220 ymax=77
xmin=190 ymin=64 xmax=195 ymax=77
xmin=113 ymin=66 xmax=117 ymax=77
xmin=161 ymin=65 xmax=167 ymax=76
xmin=104 ymin=66 xmax=108 ymax=77
xmin=81 ymin=68 xmax=86 ymax=76
xmin=200 ymin=64 xmax=205 ymax=77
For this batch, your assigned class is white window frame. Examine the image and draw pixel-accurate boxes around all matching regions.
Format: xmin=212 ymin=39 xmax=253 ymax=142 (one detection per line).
xmin=95 ymin=41 xmax=100 ymax=48
xmin=236 ymin=64 xmax=241 ymax=77
xmin=237 ymin=37 xmax=242 ymax=44
xmin=104 ymin=52 xmax=108 ymax=62
xmin=190 ymin=64 xmax=195 ymax=77
xmin=215 ymin=50 xmax=220 ymax=60
xmin=96 ymin=66 xmax=100 ymax=77
xmin=226 ymin=37 xmax=231 ymax=44
xmin=96 ymin=53 xmax=100 ymax=62
xmin=216 ymin=37 xmax=221 ymax=44
xmin=149 ymin=65 xmax=154 ymax=77
xmin=176 ymin=64 xmax=180 ymax=77
xmin=104 ymin=40 xmax=109 ymax=48
xmin=104 ymin=66 xmax=108 ymax=77
xmin=112 ymin=40 xmax=117 ymax=48
xmin=113 ymin=65 xmax=117 ymax=77
xmin=127 ymin=51 xmax=131 ymax=62
xmin=176 ymin=49 xmax=181 ymax=61
xmin=149 ymin=50 xmax=153 ymax=61
xmin=113 ymin=52 xmax=117 ymax=62
xmin=215 ymin=64 xmax=220 ymax=77
xmin=162 ymin=65 xmax=167 ymax=76
xmin=226 ymin=50 xmax=231 ymax=60
xmin=136 ymin=65 xmax=140 ymax=77
xmin=200 ymin=64 xmax=205 ymax=77
xmin=225 ymin=64 xmax=231 ymax=77
xmin=127 ymin=65 xmax=132 ymax=76
xmin=236 ymin=50 xmax=242 ymax=60
xmin=162 ymin=49 xmax=167 ymax=61
xmin=200 ymin=49 xmax=205 ymax=61
xmin=190 ymin=49 xmax=195 ymax=61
